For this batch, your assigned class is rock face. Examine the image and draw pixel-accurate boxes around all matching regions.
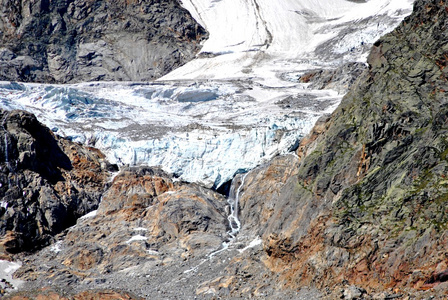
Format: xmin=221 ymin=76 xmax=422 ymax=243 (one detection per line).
xmin=237 ymin=0 xmax=448 ymax=297
xmin=8 ymin=166 xmax=235 ymax=298
xmin=0 ymin=109 xmax=112 ymax=254
xmin=0 ymin=0 xmax=207 ymax=83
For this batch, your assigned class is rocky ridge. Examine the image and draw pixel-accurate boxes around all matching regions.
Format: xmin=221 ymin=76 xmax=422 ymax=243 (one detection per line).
xmin=0 ymin=0 xmax=207 ymax=83
xmin=237 ymin=0 xmax=448 ymax=297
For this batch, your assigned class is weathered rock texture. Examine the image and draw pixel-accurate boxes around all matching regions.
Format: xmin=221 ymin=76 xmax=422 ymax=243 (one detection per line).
xmin=4 ymin=166 xmax=265 ymax=299
xmin=6 ymin=289 xmax=143 ymax=300
xmin=237 ymin=0 xmax=448 ymax=297
xmin=0 ymin=109 xmax=113 ymax=254
xmin=0 ymin=0 xmax=207 ymax=83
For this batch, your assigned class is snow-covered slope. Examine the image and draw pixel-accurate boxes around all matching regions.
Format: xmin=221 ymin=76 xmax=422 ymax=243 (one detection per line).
xmin=165 ymin=0 xmax=415 ymax=80
xmin=0 ymin=0 xmax=415 ymax=188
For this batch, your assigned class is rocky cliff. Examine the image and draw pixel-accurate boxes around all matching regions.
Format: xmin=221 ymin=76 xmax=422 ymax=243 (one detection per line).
xmin=0 ymin=0 xmax=207 ymax=83
xmin=0 ymin=109 xmax=114 ymax=254
xmin=238 ymin=0 xmax=448 ymax=297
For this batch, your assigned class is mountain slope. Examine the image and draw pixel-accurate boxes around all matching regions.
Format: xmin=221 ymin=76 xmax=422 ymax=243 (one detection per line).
xmin=237 ymin=0 xmax=448 ymax=296
xmin=0 ymin=0 xmax=207 ymax=83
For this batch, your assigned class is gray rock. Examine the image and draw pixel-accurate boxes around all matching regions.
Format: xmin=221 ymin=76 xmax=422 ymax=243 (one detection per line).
xmin=343 ymin=285 xmax=366 ymax=299
xmin=0 ymin=109 xmax=111 ymax=253
xmin=0 ymin=0 xmax=208 ymax=83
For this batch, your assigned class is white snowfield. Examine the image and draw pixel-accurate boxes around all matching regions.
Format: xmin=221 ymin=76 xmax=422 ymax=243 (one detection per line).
xmin=0 ymin=0 xmax=414 ymax=188
xmin=166 ymin=0 xmax=415 ymax=80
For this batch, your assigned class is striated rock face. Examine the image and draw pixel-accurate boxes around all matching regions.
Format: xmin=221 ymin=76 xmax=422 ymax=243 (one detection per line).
xmin=0 ymin=109 xmax=112 ymax=254
xmin=236 ymin=0 xmax=448 ymax=297
xmin=0 ymin=0 xmax=207 ymax=83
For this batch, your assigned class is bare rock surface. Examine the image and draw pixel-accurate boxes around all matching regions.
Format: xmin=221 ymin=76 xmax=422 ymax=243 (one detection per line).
xmin=0 ymin=0 xmax=207 ymax=83
xmin=0 ymin=109 xmax=112 ymax=254
xmin=8 ymin=165 xmax=319 ymax=299
xmin=235 ymin=0 xmax=448 ymax=298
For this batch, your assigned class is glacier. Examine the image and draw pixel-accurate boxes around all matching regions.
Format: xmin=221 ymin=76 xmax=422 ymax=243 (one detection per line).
xmin=0 ymin=0 xmax=415 ymax=188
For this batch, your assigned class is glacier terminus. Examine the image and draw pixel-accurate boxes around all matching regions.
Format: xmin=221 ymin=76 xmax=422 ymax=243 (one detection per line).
xmin=0 ymin=0 xmax=414 ymax=189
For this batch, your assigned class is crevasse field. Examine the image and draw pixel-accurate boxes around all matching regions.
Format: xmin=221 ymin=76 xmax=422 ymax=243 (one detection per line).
xmin=0 ymin=0 xmax=414 ymax=188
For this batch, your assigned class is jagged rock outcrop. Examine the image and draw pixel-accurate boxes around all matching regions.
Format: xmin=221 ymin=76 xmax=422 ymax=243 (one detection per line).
xmin=0 ymin=109 xmax=113 ymax=254
xmin=237 ymin=0 xmax=448 ymax=298
xmin=0 ymin=0 xmax=207 ymax=83
xmin=9 ymin=166 xmax=229 ymax=297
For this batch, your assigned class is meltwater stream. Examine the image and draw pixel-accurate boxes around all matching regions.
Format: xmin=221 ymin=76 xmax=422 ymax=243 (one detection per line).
xmin=183 ymin=172 xmax=250 ymax=274
xmin=207 ymin=172 xmax=248 ymax=259
xmin=227 ymin=173 xmax=247 ymax=239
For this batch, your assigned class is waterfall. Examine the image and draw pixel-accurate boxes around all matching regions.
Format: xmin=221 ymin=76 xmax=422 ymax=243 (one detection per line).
xmin=4 ymin=134 xmax=8 ymax=166
xmin=205 ymin=172 xmax=248 ymax=260
xmin=227 ymin=172 xmax=247 ymax=239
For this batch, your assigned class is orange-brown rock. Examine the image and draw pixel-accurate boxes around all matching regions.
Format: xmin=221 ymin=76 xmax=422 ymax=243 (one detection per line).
xmin=5 ymin=288 xmax=142 ymax=300
xmin=14 ymin=166 xmax=228 ymax=287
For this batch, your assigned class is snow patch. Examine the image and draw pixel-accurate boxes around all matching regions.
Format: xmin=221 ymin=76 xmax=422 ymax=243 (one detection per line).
xmin=0 ymin=260 xmax=24 ymax=290
xmin=238 ymin=237 xmax=262 ymax=253
xmin=133 ymin=227 xmax=148 ymax=231
xmin=50 ymin=241 xmax=63 ymax=253
xmin=126 ymin=235 xmax=148 ymax=244
xmin=80 ymin=210 xmax=97 ymax=219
